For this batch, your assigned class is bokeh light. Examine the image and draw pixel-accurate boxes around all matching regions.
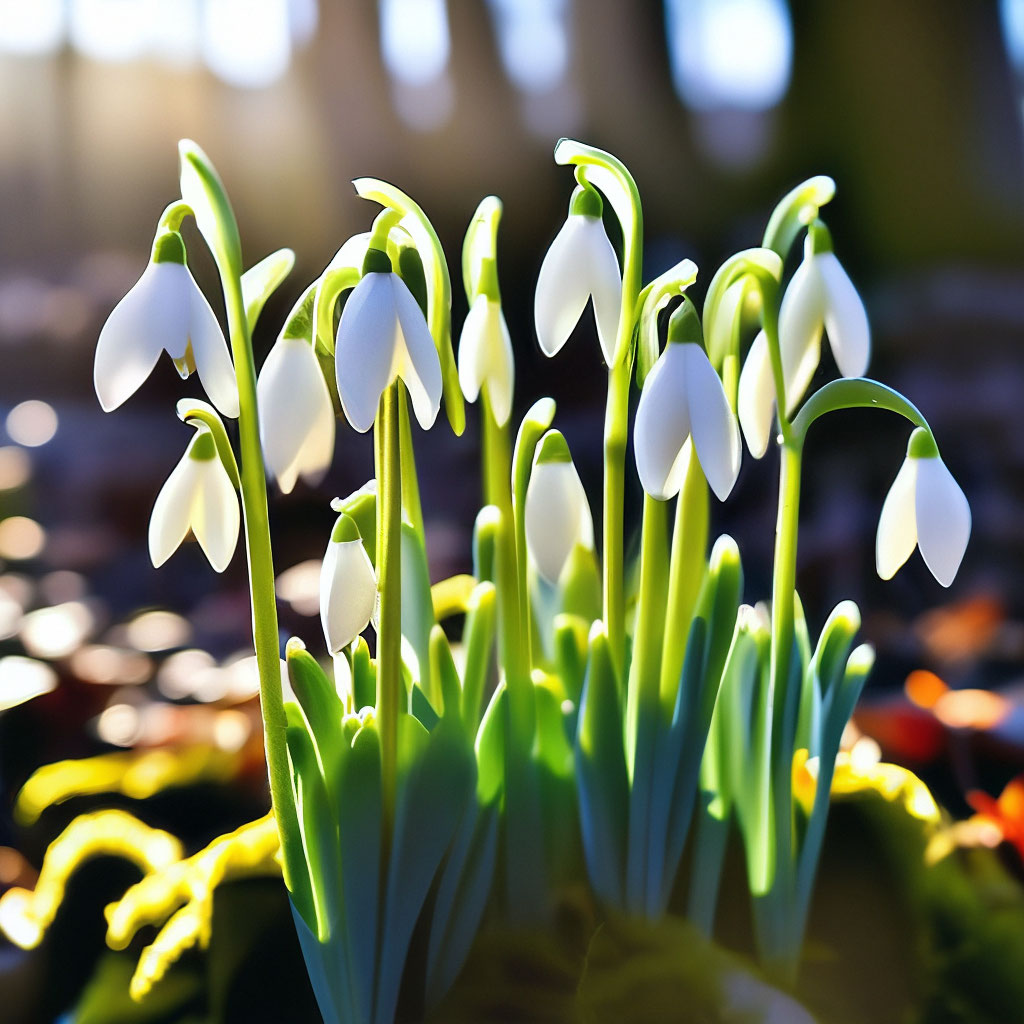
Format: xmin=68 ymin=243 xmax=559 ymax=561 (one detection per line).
xmin=6 ymin=400 xmax=58 ymax=447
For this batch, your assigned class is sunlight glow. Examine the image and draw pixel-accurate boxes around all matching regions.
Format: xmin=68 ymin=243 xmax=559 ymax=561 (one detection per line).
xmin=0 ymin=0 xmax=64 ymax=54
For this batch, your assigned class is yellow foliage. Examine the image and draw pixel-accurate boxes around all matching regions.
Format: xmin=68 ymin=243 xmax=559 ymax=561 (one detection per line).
xmin=0 ymin=810 xmax=182 ymax=950
xmin=15 ymin=745 xmax=241 ymax=825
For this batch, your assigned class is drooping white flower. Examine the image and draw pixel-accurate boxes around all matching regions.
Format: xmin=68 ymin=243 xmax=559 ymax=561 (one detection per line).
xmin=94 ymin=231 xmax=239 ymax=418
xmin=258 ymin=332 xmax=335 ymax=494
xmin=737 ymin=223 xmax=869 ymax=459
xmin=149 ymin=426 xmax=240 ymax=573
xmin=525 ymin=430 xmax=594 ymax=584
xmin=634 ymin=302 xmax=741 ymax=502
xmin=876 ymin=428 xmax=970 ymax=587
xmin=458 ymin=289 xmax=514 ymax=427
xmin=534 ymin=185 xmax=622 ymax=365
xmin=334 ymin=248 xmax=442 ymax=433
xmin=320 ymin=514 xmax=377 ymax=654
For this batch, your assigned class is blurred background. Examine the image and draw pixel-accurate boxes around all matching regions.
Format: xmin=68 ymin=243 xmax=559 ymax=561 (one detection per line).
xmin=1 ymin=1 xmax=1024 ymax=1017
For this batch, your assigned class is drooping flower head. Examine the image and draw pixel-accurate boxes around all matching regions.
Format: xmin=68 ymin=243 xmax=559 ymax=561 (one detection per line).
xmin=95 ymin=227 xmax=239 ymax=418
xmin=634 ymin=298 xmax=741 ymax=502
xmin=534 ymin=183 xmax=622 ymax=365
xmin=525 ymin=430 xmax=594 ymax=585
xmin=334 ymin=246 xmax=442 ymax=433
xmin=149 ymin=424 xmax=240 ymax=573
xmin=876 ymin=428 xmax=971 ymax=587
xmin=320 ymin=512 xmax=377 ymax=655
xmin=257 ymin=285 xmax=336 ymax=493
xmin=738 ymin=220 xmax=869 ymax=458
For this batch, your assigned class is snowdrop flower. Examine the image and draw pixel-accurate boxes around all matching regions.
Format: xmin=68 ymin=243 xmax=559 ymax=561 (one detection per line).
xmin=876 ymin=428 xmax=971 ymax=587
xmin=525 ymin=430 xmax=594 ymax=584
xmin=149 ymin=426 xmax=240 ymax=573
xmin=320 ymin=513 xmax=377 ymax=654
xmin=458 ymin=259 xmax=514 ymax=426
xmin=634 ymin=300 xmax=741 ymax=502
xmin=737 ymin=222 xmax=868 ymax=458
xmin=95 ymin=230 xmax=239 ymax=418
xmin=534 ymin=184 xmax=622 ymax=365
xmin=257 ymin=289 xmax=335 ymax=494
xmin=334 ymin=248 xmax=442 ymax=433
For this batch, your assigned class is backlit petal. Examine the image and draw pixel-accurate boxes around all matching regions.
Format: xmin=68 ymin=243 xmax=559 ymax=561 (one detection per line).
xmin=914 ymin=457 xmax=971 ymax=587
xmin=534 ymin=216 xmax=594 ymax=357
xmin=457 ymin=296 xmax=489 ymax=404
xmin=634 ymin=344 xmax=692 ymax=500
xmin=188 ymin=281 xmax=239 ymax=418
xmin=585 ymin=218 xmax=623 ymax=364
xmin=392 ymin=275 xmax=443 ymax=430
xmin=875 ymin=456 xmax=918 ymax=581
xmin=148 ymin=451 xmax=198 ymax=569
xmin=682 ymin=343 xmax=741 ymax=501
xmin=459 ymin=296 xmax=514 ymax=426
xmin=779 ymin=258 xmax=825 ymax=414
xmin=525 ymin=460 xmax=592 ymax=584
xmin=94 ymin=263 xmax=185 ymax=412
xmin=737 ymin=330 xmax=776 ymax=459
xmin=189 ymin=458 xmax=240 ymax=573
xmin=335 ymin=273 xmax=397 ymax=433
xmin=320 ymin=538 xmax=377 ymax=653
xmin=818 ymin=252 xmax=870 ymax=378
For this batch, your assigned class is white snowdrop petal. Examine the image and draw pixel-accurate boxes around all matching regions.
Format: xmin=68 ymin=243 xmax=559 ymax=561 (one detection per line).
xmin=875 ymin=457 xmax=919 ymax=581
xmin=148 ymin=454 xmax=198 ymax=569
xmin=818 ymin=253 xmax=870 ymax=378
xmin=737 ymin=331 xmax=776 ymax=460
xmin=258 ymin=338 xmax=335 ymax=494
xmin=457 ymin=296 xmax=489 ymax=404
xmin=190 ymin=458 xmax=240 ymax=573
xmin=779 ymin=259 xmax=825 ymax=414
xmin=585 ymin=219 xmax=624 ymax=365
xmin=335 ymin=274 xmax=398 ymax=433
xmin=525 ymin=461 xmax=589 ymax=584
xmin=914 ymin=457 xmax=971 ymax=588
xmin=94 ymin=264 xmax=184 ymax=412
xmin=534 ymin=217 xmax=593 ymax=357
xmin=634 ymin=346 xmax=692 ymax=500
xmin=320 ymin=539 xmax=377 ymax=653
xmin=392 ymin=276 xmax=443 ymax=430
xmin=682 ymin=344 xmax=741 ymax=502
xmin=188 ymin=282 xmax=239 ymax=419
xmin=487 ymin=305 xmax=515 ymax=427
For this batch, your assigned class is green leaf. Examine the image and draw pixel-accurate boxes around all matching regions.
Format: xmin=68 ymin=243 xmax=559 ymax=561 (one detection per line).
xmin=475 ymin=683 xmax=506 ymax=806
xmin=240 ymin=248 xmax=295 ymax=334
xmin=286 ymin=642 xmax=344 ymax=789
xmin=461 ymin=582 xmax=496 ymax=732
xmin=350 ymin=636 xmax=376 ymax=711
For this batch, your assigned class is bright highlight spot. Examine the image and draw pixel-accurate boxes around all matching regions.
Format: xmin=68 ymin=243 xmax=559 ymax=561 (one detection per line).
xmin=0 ymin=0 xmax=64 ymax=55
xmin=70 ymin=645 xmax=151 ymax=686
xmin=276 ymin=559 xmax=321 ymax=616
xmin=157 ymin=648 xmax=216 ymax=700
xmin=933 ymin=688 xmax=1010 ymax=731
xmin=380 ymin=0 xmax=450 ymax=86
xmin=6 ymin=400 xmax=58 ymax=447
xmin=68 ymin=0 xmax=152 ymax=62
xmin=97 ymin=702 xmax=141 ymax=746
xmin=905 ymin=669 xmax=949 ymax=710
xmin=488 ymin=0 xmax=569 ymax=94
xmin=124 ymin=610 xmax=191 ymax=652
xmin=0 ymin=656 xmax=58 ymax=711
xmin=665 ymin=0 xmax=792 ymax=111
xmin=201 ymin=0 xmax=292 ymax=89
xmin=21 ymin=602 xmax=94 ymax=659
xmin=0 ymin=517 xmax=46 ymax=560
xmin=0 ymin=447 xmax=31 ymax=491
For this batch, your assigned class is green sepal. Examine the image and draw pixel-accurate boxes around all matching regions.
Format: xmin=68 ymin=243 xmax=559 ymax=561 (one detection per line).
xmin=535 ymin=429 xmax=572 ymax=464
xmin=575 ymin=625 xmax=628 ymax=908
xmin=332 ymin=483 xmax=378 ymax=565
xmin=398 ymin=245 xmax=428 ymax=316
xmin=559 ymin=542 xmax=601 ymax=625
xmin=666 ymin=296 xmax=703 ymax=347
xmin=704 ymin=248 xmax=783 ymax=370
xmin=462 ymin=195 xmax=502 ymax=302
xmin=331 ymin=512 xmax=361 ymax=544
xmin=908 ymin=425 xmax=940 ymax=459
xmin=806 ymin=218 xmax=833 ymax=255
xmin=176 ymin=399 xmax=240 ymax=489
xmin=475 ymin=682 xmax=507 ymax=806
xmin=461 ymin=581 xmax=496 ymax=732
xmin=281 ymin=282 xmax=316 ymax=342
xmin=635 ymin=258 xmax=699 ymax=386
xmin=178 ymin=139 xmax=242 ymax=279
xmin=187 ymin=430 xmax=217 ymax=461
xmin=286 ymin=639 xmax=344 ymax=789
xmin=151 ymin=230 xmax=187 ymax=265
xmin=350 ymin=636 xmax=376 ymax=711
xmin=762 ymin=175 xmax=835 ymax=260
xmin=353 ymin=176 xmax=465 ymax=436
xmin=241 ymin=248 xmax=296 ymax=334
xmin=569 ymin=182 xmax=603 ymax=219
xmin=362 ymin=246 xmax=392 ymax=276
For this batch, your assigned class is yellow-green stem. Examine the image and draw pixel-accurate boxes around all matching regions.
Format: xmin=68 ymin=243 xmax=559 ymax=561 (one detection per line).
xmin=603 ymin=356 xmax=631 ymax=672
xmin=377 ymin=384 xmax=403 ymax=834
xmin=397 ymin=380 xmax=424 ymax=538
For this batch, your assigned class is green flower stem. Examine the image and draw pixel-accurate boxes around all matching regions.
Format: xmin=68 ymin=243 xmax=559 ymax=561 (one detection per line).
xmin=659 ymin=445 xmax=709 ymax=709
xmin=481 ymin=391 xmax=511 ymax=513
xmin=603 ymin=357 xmax=632 ymax=671
xmin=397 ymin=381 xmax=425 ymax=538
xmin=376 ymin=384 xmax=403 ymax=835
xmin=553 ymin=140 xmax=643 ymax=672
xmin=177 ymin=143 xmax=303 ymax=900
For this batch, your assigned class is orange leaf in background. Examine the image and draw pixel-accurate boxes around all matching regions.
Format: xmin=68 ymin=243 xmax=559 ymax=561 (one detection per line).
xmin=905 ymin=669 xmax=949 ymax=709
xmin=967 ymin=776 xmax=1024 ymax=860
